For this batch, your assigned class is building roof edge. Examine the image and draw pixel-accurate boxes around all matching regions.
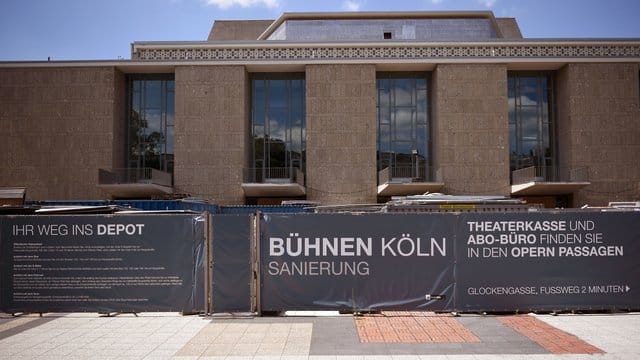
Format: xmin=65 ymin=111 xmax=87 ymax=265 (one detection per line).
xmin=256 ymin=11 xmax=500 ymax=40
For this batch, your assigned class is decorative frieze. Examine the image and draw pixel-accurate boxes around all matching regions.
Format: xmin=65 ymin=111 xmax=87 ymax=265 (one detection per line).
xmin=132 ymin=42 xmax=640 ymax=62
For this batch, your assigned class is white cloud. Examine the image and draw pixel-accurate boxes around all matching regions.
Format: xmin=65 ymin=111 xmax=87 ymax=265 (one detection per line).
xmin=205 ymin=0 xmax=279 ymax=9
xmin=478 ymin=0 xmax=497 ymax=8
xmin=342 ymin=0 xmax=362 ymax=11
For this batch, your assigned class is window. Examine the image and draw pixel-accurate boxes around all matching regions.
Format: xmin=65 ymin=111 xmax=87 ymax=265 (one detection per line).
xmin=383 ymin=32 xmax=392 ymax=40
xmin=127 ymin=75 xmax=175 ymax=174
xmin=250 ymin=73 xmax=305 ymax=182
xmin=508 ymin=72 xmax=555 ymax=178
xmin=377 ymin=73 xmax=430 ymax=181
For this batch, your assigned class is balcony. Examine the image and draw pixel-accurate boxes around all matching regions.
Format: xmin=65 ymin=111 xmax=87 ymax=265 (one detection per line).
xmin=377 ymin=166 xmax=444 ymax=197
xmin=511 ymin=166 xmax=590 ymax=196
xmin=241 ymin=167 xmax=306 ymax=197
xmin=98 ymin=168 xmax=173 ymax=199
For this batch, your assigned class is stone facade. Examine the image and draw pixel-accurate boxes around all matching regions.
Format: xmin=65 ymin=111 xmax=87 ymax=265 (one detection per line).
xmin=556 ymin=63 xmax=640 ymax=206
xmin=174 ymin=65 xmax=248 ymax=204
xmin=0 ymin=19 xmax=640 ymax=210
xmin=0 ymin=67 xmax=124 ymax=200
xmin=432 ymin=64 xmax=511 ymax=196
xmin=305 ymin=64 xmax=378 ymax=204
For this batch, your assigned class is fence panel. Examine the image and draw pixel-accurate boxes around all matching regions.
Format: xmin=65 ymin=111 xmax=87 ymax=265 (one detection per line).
xmin=455 ymin=211 xmax=640 ymax=311
xmin=0 ymin=214 xmax=206 ymax=313
xmin=260 ymin=213 xmax=456 ymax=311
xmin=210 ymin=214 xmax=254 ymax=313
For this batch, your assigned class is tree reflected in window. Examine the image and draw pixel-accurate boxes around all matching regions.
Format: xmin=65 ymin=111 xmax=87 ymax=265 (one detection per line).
xmin=128 ymin=76 xmax=174 ymax=174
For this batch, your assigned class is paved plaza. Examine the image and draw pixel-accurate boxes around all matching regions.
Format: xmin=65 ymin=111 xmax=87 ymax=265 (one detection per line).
xmin=0 ymin=311 xmax=639 ymax=359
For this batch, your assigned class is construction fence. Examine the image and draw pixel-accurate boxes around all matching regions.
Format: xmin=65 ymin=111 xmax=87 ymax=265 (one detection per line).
xmin=1 ymin=210 xmax=639 ymax=314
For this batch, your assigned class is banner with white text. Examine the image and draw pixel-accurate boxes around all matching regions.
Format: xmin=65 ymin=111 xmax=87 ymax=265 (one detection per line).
xmin=0 ymin=214 xmax=206 ymax=313
xmin=260 ymin=213 xmax=456 ymax=311
xmin=455 ymin=211 xmax=640 ymax=311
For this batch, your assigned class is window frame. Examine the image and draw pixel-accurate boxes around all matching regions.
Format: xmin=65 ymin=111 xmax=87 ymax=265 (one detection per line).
xmin=126 ymin=74 xmax=175 ymax=174
xmin=249 ymin=72 xmax=306 ymax=182
xmin=376 ymin=71 xmax=431 ymax=182
xmin=508 ymin=71 xmax=558 ymax=178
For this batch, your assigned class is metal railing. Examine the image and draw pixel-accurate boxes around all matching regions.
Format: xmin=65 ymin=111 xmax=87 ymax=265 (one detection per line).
xmin=511 ymin=166 xmax=589 ymax=185
xmin=98 ymin=168 xmax=173 ymax=187
xmin=243 ymin=167 xmax=304 ymax=185
xmin=378 ymin=166 xmax=433 ymax=185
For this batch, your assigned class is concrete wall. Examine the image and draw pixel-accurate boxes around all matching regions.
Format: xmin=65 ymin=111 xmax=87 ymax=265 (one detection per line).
xmin=174 ymin=65 xmax=248 ymax=204
xmin=305 ymin=64 xmax=377 ymax=204
xmin=0 ymin=67 xmax=124 ymax=200
xmin=432 ymin=64 xmax=510 ymax=196
xmin=208 ymin=20 xmax=274 ymax=41
xmin=112 ymin=71 xmax=127 ymax=169
xmin=556 ymin=63 xmax=640 ymax=206
xmin=495 ymin=18 xmax=523 ymax=39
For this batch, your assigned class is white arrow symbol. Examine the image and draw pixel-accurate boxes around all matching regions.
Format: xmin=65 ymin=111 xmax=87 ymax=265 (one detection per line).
xmin=626 ymin=285 xmax=631 ymax=292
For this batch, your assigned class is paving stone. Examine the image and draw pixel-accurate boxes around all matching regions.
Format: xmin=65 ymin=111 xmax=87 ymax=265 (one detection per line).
xmin=1 ymin=312 xmax=640 ymax=359
xmin=498 ymin=315 xmax=603 ymax=354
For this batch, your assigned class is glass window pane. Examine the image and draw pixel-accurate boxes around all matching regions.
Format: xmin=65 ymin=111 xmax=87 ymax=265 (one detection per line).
xmin=253 ymin=125 xmax=264 ymax=138
xmin=394 ymin=108 xmax=413 ymax=141
xmin=394 ymin=142 xmax=413 ymax=167
xmin=379 ymin=87 xmax=389 ymax=110
xmin=377 ymin=73 xmax=430 ymax=177
xmin=417 ymin=89 xmax=427 ymax=124
xmin=508 ymin=73 xmax=554 ymax=174
xmin=268 ymin=80 xmax=287 ymax=108
xmin=394 ymin=79 xmax=413 ymax=107
xmin=250 ymin=75 xmax=306 ymax=175
xmin=127 ymin=76 xmax=175 ymax=175
xmin=377 ymin=78 xmax=388 ymax=92
xmin=254 ymin=137 xmax=265 ymax=161
xmin=518 ymin=77 xmax=538 ymax=107
xmin=144 ymin=81 xmax=161 ymax=109
xmin=165 ymin=125 xmax=174 ymax=155
xmin=379 ymin=124 xmax=390 ymax=152
xmin=521 ymin=140 xmax=538 ymax=159
xmin=417 ymin=124 xmax=427 ymax=154
xmin=267 ymin=107 xmax=286 ymax=141
xmin=520 ymin=107 xmax=539 ymax=143
xmin=132 ymin=88 xmax=141 ymax=112
xmin=291 ymin=83 xmax=304 ymax=127
xmin=253 ymin=80 xmax=265 ymax=125
xmin=268 ymin=139 xmax=286 ymax=168
xmin=166 ymin=90 xmax=175 ymax=125
xmin=542 ymin=123 xmax=550 ymax=149
xmin=145 ymin=109 xmax=162 ymax=134
xmin=508 ymin=77 xmax=515 ymax=99
xmin=509 ymin=123 xmax=517 ymax=154
xmin=378 ymin=103 xmax=390 ymax=125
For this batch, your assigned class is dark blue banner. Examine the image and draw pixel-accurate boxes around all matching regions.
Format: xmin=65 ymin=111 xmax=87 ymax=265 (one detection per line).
xmin=455 ymin=211 xmax=640 ymax=311
xmin=260 ymin=213 xmax=456 ymax=311
xmin=1 ymin=214 xmax=206 ymax=313
xmin=259 ymin=211 xmax=640 ymax=312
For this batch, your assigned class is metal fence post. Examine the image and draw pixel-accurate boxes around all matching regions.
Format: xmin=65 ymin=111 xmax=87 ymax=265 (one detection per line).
xmin=205 ymin=211 xmax=213 ymax=315
xmin=253 ymin=211 xmax=262 ymax=315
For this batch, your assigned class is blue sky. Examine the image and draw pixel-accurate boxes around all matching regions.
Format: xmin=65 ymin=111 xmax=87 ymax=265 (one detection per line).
xmin=1 ymin=0 xmax=639 ymax=61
